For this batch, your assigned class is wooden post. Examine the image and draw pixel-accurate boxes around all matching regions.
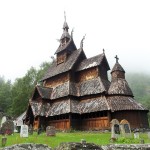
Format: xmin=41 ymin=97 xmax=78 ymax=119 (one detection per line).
xmin=107 ymin=111 xmax=111 ymax=128
xmin=69 ymin=113 xmax=72 ymax=130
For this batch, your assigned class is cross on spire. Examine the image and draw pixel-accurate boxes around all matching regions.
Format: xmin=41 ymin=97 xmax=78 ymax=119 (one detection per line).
xmin=115 ymin=55 xmax=119 ymax=63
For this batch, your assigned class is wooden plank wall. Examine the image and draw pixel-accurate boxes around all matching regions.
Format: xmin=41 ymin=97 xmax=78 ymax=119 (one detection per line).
xmin=45 ymin=73 xmax=69 ymax=88
xmin=111 ymin=110 xmax=149 ymax=128
xmin=48 ymin=117 xmax=109 ymax=130
xmin=57 ymin=52 xmax=67 ymax=65
xmin=49 ymin=119 xmax=70 ymax=130
xmin=80 ymin=117 xmax=109 ymax=130
xmin=77 ymin=67 xmax=98 ymax=82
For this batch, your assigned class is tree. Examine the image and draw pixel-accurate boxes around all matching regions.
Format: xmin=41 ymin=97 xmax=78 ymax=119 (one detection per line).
xmin=11 ymin=62 xmax=51 ymax=116
xmin=0 ymin=76 xmax=12 ymax=114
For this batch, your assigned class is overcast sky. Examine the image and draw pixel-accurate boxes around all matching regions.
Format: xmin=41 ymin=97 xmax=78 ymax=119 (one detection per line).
xmin=0 ymin=0 xmax=150 ymax=82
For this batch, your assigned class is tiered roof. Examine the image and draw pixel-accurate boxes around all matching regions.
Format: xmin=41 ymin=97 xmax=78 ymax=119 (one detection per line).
xmin=28 ymin=19 xmax=148 ymax=118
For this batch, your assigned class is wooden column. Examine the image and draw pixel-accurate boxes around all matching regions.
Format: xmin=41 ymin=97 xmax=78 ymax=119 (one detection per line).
xmin=69 ymin=113 xmax=72 ymax=130
xmin=107 ymin=111 xmax=111 ymax=128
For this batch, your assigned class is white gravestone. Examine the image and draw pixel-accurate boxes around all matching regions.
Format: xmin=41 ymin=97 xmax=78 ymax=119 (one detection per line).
xmin=148 ymin=132 xmax=150 ymax=139
xmin=20 ymin=125 xmax=28 ymax=137
xmin=0 ymin=116 xmax=7 ymax=127
xmin=134 ymin=132 xmax=139 ymax=139
xmin=110 ymin=119 xmax=120 ymax=139
xmin=120 ymin=119 xmax=132 ymax=138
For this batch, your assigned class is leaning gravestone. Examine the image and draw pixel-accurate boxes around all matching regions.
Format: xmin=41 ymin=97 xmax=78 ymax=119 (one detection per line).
xmin=110 ymin=119 xmax=120 ymax=139
xmin=120 ymin=119 xmax=132 ymax=138
xmin=20 ymin=125 xmax=28 ymax=137
xmin=1 ymin=120 xmax=14 ymax=135
xmin=46 ymin=126 xmax=56 ymax=136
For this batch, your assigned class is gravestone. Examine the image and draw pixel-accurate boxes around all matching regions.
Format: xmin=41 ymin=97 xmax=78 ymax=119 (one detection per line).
xmin=1 ymin=120 xmax=14 ymax=135
xmin=46 ymin=126 xmax=56 ymax=136
xmin=120 ymin=119 xmax=132 ymax=138
xmin=148 ymin=132 xmax=150 ymax=139
xmin=110 ymin=119 xmax=120 ymax=139
xmin=20 ymin=125 xmax=28 ymax=137
xmin=0 ymin=116 xmax=7 ymax=127
xmin=28 ymin=125 xmax=33 ymax=135
xmin=134 ymin=132 xmax=139 ymax=139
xmin=37 ymin=127 xmax=42 ymax=135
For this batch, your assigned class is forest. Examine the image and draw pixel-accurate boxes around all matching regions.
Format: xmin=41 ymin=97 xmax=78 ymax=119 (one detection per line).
xmin=0 ymin=61 xmax=150 ymax=120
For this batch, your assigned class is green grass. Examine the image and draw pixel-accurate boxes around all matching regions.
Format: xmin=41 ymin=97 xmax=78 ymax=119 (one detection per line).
xmin=0 ymin=132 xmax=150 ymax=148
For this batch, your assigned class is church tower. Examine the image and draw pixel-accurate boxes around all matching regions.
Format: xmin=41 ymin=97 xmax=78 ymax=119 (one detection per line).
xmin=55 ymin=14 xmax=77 ymax=65
xmin=107 ymin=55 xmax=149 ymax=128
xmin=108 ymin=55 xmax=133 ymax=96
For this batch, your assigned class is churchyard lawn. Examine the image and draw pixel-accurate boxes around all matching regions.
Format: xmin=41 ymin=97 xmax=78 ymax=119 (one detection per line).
xmin=0 ymin=131 xmax=150 ymax=148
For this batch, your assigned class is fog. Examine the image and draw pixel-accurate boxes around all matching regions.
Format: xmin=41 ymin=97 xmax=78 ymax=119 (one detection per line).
xmin=0 ymin=0 xmax=150 ymax=82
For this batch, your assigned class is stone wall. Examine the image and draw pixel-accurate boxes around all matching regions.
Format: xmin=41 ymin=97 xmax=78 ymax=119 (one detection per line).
xmin=1 ymin=143 xmax=150 ymax=150
xmin=0 ymin=143 xmax=52 ymax=150
xmin=102 ymin=144 xmax=150 ymax=150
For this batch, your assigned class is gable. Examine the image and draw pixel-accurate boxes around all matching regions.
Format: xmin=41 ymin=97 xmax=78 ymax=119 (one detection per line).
xmin=41 ymin=49 xmax=84 ymax=81
xmin=76 ymin=53 xmax=110 ymax=72
xmin=31 ymin=86 xmax=52 ymax=100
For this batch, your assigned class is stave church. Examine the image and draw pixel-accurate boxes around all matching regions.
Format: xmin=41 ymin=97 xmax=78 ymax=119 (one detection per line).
xmin=25 ymin=17 xmax=149 ymax=131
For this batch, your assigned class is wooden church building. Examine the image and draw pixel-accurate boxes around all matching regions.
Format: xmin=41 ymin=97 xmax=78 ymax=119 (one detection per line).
xmin=25 ymin=18 xmax=149 ymax=131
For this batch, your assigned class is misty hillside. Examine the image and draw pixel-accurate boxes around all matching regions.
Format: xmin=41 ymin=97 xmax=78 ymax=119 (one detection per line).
xmin=126 ymin=73 xmax=150 ymax=103
xmin=126 ymin=73 xmax=150 ymax=119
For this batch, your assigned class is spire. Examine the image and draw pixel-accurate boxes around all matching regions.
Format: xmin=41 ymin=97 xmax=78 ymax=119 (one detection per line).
xmin=60 ymin=12 xmax=70 ymax=40
xmin=108 ymin=55 xmax=133 ymax=96
xmin=55 ymin=13 xmax=77 ymax=55
xmin=63 ymin=11 xmax=69 ymax=32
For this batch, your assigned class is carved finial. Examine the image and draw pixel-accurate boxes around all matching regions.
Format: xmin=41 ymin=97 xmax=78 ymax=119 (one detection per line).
xmin=51 ymin=56 xmax=55 ymax=62
xmin=115 ymin=55 xmax=119 ymax=63
xmin=71 ymin=28 xmax=74 ymax=38
xmin=103 ymin=49 xmax=105 ymax=54
xmin=80 ymin=34 xmax=86 ymax=49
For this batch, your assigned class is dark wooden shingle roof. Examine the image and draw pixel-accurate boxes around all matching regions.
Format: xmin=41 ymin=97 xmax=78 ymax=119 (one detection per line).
xmin=42 ymin=49 xmax=83 ymax=80
xmin=30 ymin=101 xmax=50 ymax=117
xmin=37 ymin=86 xmax=52 ymax=99
xmin=108 ymin=78 xmax=133 ymax=96
xmin=51 ymin=82 xmax=69 ymax=99
xmin=76 ymin=53 xmax=109 ymax=71
xmin=78 ymin=96 xmax=109 ymax=114
xmin=29 ymin=94 xmax=148 ymax=117
xmin=55 ymin=38 xmax=76 ymax=54
xmin=32 ymin=86 xmax=52 ymax=100
xmin=107 ymin=96 xmax=148 ymax=112
xmin=111 ymin=62 xmax=125 ymax=73
xmin=49 ymin=77 xmax=110 ymax=100
xmin=79 ymin=77 xmax=110 ymax=96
